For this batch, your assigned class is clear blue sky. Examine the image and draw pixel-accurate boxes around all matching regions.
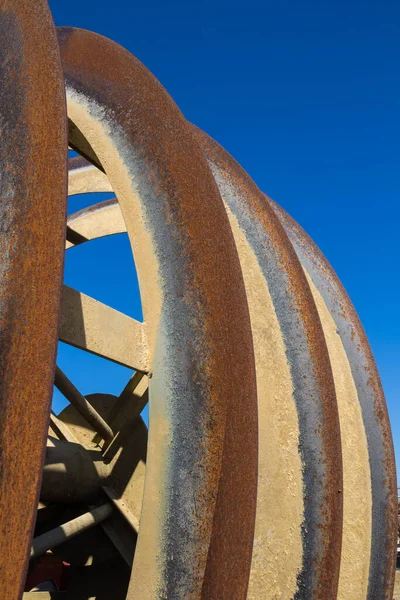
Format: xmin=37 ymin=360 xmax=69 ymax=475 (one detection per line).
xmin=49 ymin=0 xmax=400 ymax=471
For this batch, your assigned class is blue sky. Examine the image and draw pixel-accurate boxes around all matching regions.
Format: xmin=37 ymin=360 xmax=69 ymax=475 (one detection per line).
xmin=49 ymin=0 xmax=400 ymax=470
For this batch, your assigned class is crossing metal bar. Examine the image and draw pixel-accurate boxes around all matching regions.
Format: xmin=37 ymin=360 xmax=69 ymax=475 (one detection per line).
xmin=54 ymin=366 xmax=114 ymax=443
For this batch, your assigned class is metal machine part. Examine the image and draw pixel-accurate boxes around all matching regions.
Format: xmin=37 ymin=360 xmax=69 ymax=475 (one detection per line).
xmin=0 ymin=3 xmax=396 ymax=600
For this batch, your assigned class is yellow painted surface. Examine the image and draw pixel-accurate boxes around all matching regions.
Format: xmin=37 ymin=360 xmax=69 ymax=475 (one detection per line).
xmin=66 ymin=94 xmax=162 ymax=358
xmin=393 ymin=570 xmax=400 ymax=599
xmin=66 ymin=202 xmax=125 ymax=249
xmin=68 ymin=163 xmax=113 ymax=195
xmin=67 ymin=93 xmax=169 ymax=599
xmin=226 ymin=207 xmax=303 ymax=599
xmin=63 ymin=147 xmax=376 ymax=600
xmin=305 ymin=271 xmax=372 ymax=600
xmin=60 ymin=284 xmax=149 ymax=372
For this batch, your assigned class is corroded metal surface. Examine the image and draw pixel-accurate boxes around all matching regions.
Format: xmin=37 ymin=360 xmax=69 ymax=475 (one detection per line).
xmin=64 ymin=138 xmax=396 ymax=599
xmin=0 ymin=8 xmax=395 ymax=600
xmin=270 ymin=200 xmax=397 ymax=600
xmin=194 ymin=129 xmax=343 ymax=599
xmin=0 ymin=2 xmax=67 ymax=598
xmin=58 ymin=26 xmax=258 ymax=600
xmin=65 ymin=148 xmax=343 ymax=598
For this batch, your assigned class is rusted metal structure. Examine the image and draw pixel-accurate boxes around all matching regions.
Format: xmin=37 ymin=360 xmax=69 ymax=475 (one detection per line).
xmin=0 ymin=1 xmax=396 ymax=599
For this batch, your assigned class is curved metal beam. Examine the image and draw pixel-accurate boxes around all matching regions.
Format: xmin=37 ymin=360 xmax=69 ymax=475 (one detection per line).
xmin=64 ymin=139 xmax=396 ymax=599
xmin=0 ymin=2 xmax=67 ymax=598
xmin=58 ymin=26 xmax=258 ymax=600
xmin=64 ymin=142 xmax=344 ymax=598
xmin=60 ymin=33 xmax=395 ymax=600
xmin=270 ymin=199 xmax=397 ymax=600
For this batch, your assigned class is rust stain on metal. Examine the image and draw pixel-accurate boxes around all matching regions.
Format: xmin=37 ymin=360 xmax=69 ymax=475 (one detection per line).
xmin=193 ymin=127 xmax=343 ymax=600
xmin=58 ymin=27 xmax=258 ymax=599
xmin=0 ymin=6 xmax=394 ymax=598
xmin=60 ymin=127 xmax=394 ymax=600
xmin=0 ymin=1 xmax=67 ymax=598
xmin=270 ymin=199 xmax=397 ymax=600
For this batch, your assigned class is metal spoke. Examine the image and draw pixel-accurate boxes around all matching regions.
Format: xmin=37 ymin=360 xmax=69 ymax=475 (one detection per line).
xmin=60 ymin=285 xmax=149 ymax=372
xmin=23 ymin=594 xmax=65 ymax=599
xmin=31 ymin=504 xmax=113 ymax=559
xmin=68 ymin=154 xmax=110 ymax=195
xmin=54 ymin=366 xmax=114 ymax=443
xmin=91 ymin=371 xmax=147 ymax=447
xmin=49 ymin=411 xmax=79 ymax=444
xmin=66 ymin=225 xmax=88 ymax=247
xmin=65 ymin=199 xmax=123 ymax=249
